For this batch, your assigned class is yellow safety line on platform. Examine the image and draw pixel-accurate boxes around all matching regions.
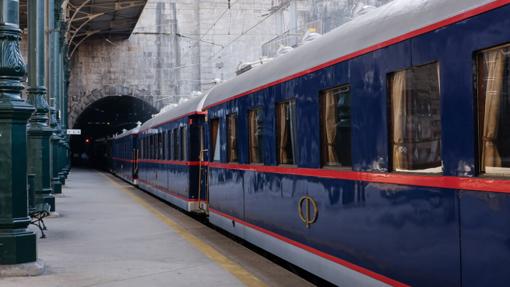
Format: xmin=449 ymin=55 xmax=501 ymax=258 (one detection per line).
xmin=102 ymin=173 xmax=267 ymax=287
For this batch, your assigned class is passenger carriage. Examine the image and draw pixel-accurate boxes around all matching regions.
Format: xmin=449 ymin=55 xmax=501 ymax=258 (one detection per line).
xmin=111 ymin=127 xmax=139 ymax=184
xmin=202 ymin=0 xmax=510 ymax=286
xmin=137 ymin=96 xmax=208 ymax=212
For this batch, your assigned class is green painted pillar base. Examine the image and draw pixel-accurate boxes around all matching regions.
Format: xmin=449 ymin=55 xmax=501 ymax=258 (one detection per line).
xmin=0 ymin=101 xmax=38 ymax=266
xmin=52 ymin=179 xmax=62 ymax=194
xmin=28 ymin=126 xmax=55 ymax=213
xmin=58 ymin=173 xmax=66 ymax=185
xmin=0 ymin=230 xmax=37 ymax=265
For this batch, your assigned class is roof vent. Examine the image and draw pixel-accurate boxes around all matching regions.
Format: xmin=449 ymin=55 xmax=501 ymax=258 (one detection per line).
xmin=301 ymin=31 xmax=322 ymax=45
xmin=276 ymin=45 xmax=294 ymax=57
xmin=236 ymin=57 xmax=273 ymax=75
xmin=353 ymin=5 xmax=377 ymax=17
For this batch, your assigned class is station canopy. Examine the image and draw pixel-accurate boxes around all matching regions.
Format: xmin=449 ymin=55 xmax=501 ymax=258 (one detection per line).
xmin=20 ymin=0 xmax=147 ymax=55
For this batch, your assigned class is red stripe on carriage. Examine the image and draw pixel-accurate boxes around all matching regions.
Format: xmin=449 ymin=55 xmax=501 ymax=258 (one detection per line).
xmin=137 ymin=178 xmax=199 ymax=202
xmin=112 ymin=157 xmax=136 ymax=163
xmin=209 ymin=208 xmax=409 ymax=287
xmin=207 ymin=162 xmax=510 ymax=194
xmin=204 ymin=0 xmax=510 ymax=110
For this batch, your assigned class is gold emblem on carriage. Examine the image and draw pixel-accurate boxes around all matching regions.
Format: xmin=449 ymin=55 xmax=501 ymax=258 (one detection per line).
xmin=298 ymin=196 xmax=318 ymax=228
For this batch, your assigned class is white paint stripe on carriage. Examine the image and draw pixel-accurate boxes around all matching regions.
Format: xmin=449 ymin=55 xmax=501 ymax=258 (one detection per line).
xmin=209 ymin=212 xmax=394 ymax=287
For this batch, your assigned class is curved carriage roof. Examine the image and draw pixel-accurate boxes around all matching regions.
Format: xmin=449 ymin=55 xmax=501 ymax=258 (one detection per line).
xmin=204 ymin=0 xmax=495 ymax=108
xmin=139 ymin=93 xmax=208 ymax=133
xmin=114 ymin=126 xmax=140 ymax=140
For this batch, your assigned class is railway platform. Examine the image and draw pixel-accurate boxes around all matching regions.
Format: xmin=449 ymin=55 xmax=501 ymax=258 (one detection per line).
xmin=1 ymin=169 xmax=313 ymax=287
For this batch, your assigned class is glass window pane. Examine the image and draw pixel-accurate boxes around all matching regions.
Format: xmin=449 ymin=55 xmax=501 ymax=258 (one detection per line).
xmin=390 ymin=63 xmax=442 ymax=173
xmin=171 ymin=129 xmax=177 ymax=160
xmin=477 ymin=44 xmax=510 ymax=176
xmin=158 ymin=132 xmax=163 ymax=160
xmin=167 ymin=131 xmax=171 ymax=160
xmin=210 ymin=119 xmax=221 ymax=162
xmin=320 ymin=85 xmax=352 ymax=167
xmin=227 ymin=114 xmax=238 ymax=162
xmin=248 ymin=109 xmax=263 ymax=163
xmin=276 ymin=101 xmax=297 ymax=165
xmin=181 ymin=126 xmax=187 ymax=161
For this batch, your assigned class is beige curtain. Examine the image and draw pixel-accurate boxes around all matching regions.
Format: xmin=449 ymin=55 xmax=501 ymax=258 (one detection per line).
xmin=228 ymin=116 xmax=237 ymax=162
xmin=210 ymin=120 xmax=219 ymax=160
xmin=277 ymin=104 xmax=289 ymax=164
xmin=481 ymin=50 xmax=505 ymax=168
xmin=323 ymin=92 xmax=338 ymax=164
xmin=249 ymin=111 xmax=259 ymax=162
xmin=391 ymin=70 xmax=408 ymax=170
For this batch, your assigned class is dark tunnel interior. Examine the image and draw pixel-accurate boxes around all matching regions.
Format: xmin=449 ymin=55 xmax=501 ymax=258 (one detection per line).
xmin=71 ymin=96 xmax=158 ymax=169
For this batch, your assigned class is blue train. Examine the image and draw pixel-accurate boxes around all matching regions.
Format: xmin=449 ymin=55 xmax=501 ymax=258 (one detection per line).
xmin=111 ymin=0 xmax=510 ymax=285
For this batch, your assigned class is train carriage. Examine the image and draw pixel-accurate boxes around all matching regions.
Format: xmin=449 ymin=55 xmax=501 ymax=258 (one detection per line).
xmin=111 ymin=127 xmax=139 ymax=184
xmin=137 ymin=96 xmax=208 ymax=212
xmin=201 ymin=0 xmax=510 ymax=286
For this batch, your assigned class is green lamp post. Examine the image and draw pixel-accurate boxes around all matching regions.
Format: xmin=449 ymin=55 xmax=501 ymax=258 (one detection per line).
xmin=27 ymin=0 xmax=55 ymax=212
xmin=0 ymin=0 xmax=44 ymax=275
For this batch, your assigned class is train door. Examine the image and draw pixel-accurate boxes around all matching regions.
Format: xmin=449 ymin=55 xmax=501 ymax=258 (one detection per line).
xmin=198 ymin=124 xmax=209 ymax=212
xmin=132 ymin=135 xmax=139 ymax=184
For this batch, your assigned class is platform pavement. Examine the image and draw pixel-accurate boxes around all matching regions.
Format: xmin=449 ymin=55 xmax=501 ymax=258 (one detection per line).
xmin=0 ymin=169 xmax=262 ymax=287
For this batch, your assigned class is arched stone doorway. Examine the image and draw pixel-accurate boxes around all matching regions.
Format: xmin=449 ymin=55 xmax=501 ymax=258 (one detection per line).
xmin=71 ymin=96 xmax=158 ymax=168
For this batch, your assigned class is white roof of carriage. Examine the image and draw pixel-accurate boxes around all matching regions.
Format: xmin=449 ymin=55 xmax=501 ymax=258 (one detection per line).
xmin=204 ymin=0 xmax=496 ymax=108
xmin=139 ymin=93 xmax=209 ymax=133
xmin=114 ymin=125 xmax=140 ymax=140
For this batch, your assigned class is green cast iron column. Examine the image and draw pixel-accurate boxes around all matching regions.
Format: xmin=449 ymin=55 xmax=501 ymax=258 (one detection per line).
xmin=48 ymin=0 xmax=62 ymax=194
xmin=26 ymin=0 xmax=55 ymax=211
xmin=49 ymin=106 xmax=62 ymax=194
xmin=0 ymin=0 xmax=39 ymax=267
xmin=56 ymin=12 xmax=67 ymax=185
xmin=63 ymin=46 xmax=70 ymax=176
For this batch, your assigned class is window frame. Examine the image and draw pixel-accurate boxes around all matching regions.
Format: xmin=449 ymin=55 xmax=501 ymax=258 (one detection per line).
xmin=248 ymin=107 xmax=264 ymax=165
xmin=388 ymin=62 xmax=443 ymax=175
xmin=210 ymin=118 xmax=221 ymax=162
xmin=275 ymin=99 xmax=298 ymax=166
xmin=475 ymin=43 xmax=510 ymax=178
xmin=319 ymin=84 xmax=353 ymax=169
xmin=180 ymin=126 xmax=188 ymax=161
xmin=227 ymin=113 xmax=239 ymax=163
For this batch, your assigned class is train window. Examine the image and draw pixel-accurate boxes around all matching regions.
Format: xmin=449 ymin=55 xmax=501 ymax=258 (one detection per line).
xmin=276 ymin=100 xmax=297 ymax=165
xmin=143 ymin=138 xmax=147 ymax=159
xmin=166 ymin=131 xmax=171 ymax=160
xmin=152 ymin=135 xmax=156 ymax=159
xmin=320 ymin=85 xmax=352 ymax=167
xmin=159 ymin=132 xmax=164 ymax=160
xmin=210 ymin=119 xmax=221 ymax=162
xmin=227 ymin=114 xmax=238 ymax=162
xmin=172 ymin=129 xmax=179 ymax=160
xmin=248 ymin=109 xmax=263 ymax=164
xmin=180 ymin=126 xmax=187 ymax=161
xmin=149 ymin=136 xmax=153 ymax=159
xmin=145 ymin=138 xmax=148 ymax=159
xmin=389 ymin=62 xmax=442 ymax=173
xmin=477 ymin=44 xmax=510 ymax=177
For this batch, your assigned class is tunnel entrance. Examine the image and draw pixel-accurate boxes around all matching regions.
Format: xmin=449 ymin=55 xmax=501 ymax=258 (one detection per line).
xmin=71 ymin=96 xmax=158 ymax=169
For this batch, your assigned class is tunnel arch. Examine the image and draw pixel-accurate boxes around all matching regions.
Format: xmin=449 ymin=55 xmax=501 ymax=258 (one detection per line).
xmin=71 ymin=95 xmax=158 ymax=167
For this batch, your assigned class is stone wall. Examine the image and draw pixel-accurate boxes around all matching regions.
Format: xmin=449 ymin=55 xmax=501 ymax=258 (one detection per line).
xmin=67 ymin=0 xmax=393 ymax=128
